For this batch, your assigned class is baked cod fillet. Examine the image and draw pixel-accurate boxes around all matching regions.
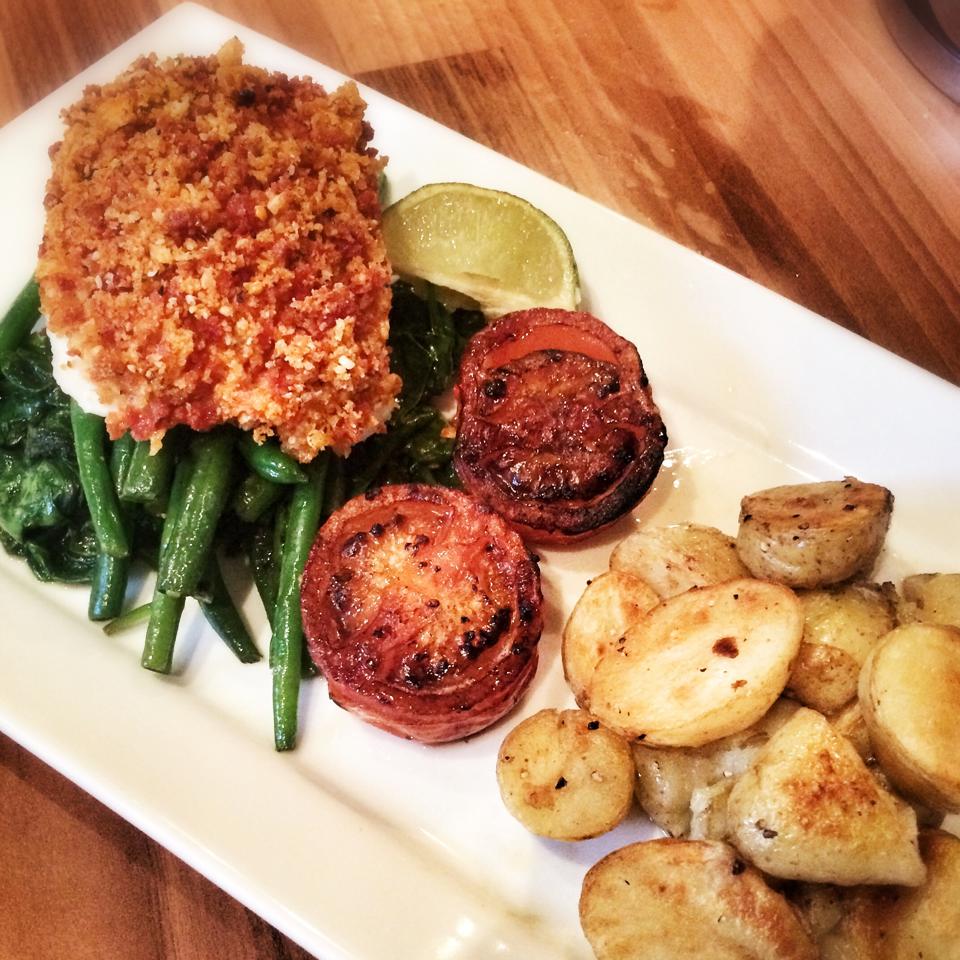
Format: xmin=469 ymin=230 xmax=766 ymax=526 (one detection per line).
xmin=38 ymin=39 xmax=400 ymax=461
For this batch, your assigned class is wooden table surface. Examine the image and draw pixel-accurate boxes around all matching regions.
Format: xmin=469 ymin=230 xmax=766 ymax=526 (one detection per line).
xmin=1 ymin=1 xmax=958 ymax=958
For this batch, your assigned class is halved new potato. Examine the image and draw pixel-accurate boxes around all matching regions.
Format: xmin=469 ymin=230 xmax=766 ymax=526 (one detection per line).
xmin=562 ymin=571 xmax=659 ymax=706
xmin=496 ymin=708 xmax=635 ymax=840
xmin=736 ymin=477 xmax=893 ymax=589
xmin=584 ymin=578 xmax=802 ymax=747
xmin=608 ymin=523 xmax=749 ymax=598
xmin=859 ymin=622 xmax=960 ymax=812
xmin=632 ymin=698 xmax=801 ymax=839
xmin=787 ymin=583 xmax=894 ymax=714
xmin=902 ymin=573 xmax=960 ymax=629
xmin=727 ymin=708 xmax=925 ymax=886
xmin=579 ymin=839 xmax=818 ymax=960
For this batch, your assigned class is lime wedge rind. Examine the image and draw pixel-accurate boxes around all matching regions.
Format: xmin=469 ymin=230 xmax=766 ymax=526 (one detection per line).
xmin=383 ymin=182 xmax=580 ymax=317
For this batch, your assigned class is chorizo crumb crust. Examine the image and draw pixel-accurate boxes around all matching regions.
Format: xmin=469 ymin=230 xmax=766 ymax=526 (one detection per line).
xmin=38 ymin=39 xmax=400 ymax=461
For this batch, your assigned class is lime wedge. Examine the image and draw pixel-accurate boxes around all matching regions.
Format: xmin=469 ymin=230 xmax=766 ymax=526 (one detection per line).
xmin=382 ymin=182 xmax=580 ymax=316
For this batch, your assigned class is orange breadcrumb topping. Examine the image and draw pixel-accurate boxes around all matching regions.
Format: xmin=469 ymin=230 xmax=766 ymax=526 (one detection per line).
xmin=38 ymin=39 xmax=400 ymax=461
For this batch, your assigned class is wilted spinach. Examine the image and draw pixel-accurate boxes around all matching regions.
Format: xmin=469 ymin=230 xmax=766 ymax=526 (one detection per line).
xmin=0 ymin=332 xmax=97 ymax=582
xmin=343 ymin=282 xmax=484 ymax=493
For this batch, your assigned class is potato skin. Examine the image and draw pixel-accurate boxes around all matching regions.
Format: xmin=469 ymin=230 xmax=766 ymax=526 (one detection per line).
xmin=859 ymin=623 xmax=960 ymax=813
xmin=736 ymin=478 xmax=893 ymax=589
xmin=496 ymin=708 xmax=634 ymax=841
xmin=579 ymin=839 xmax=818 ymax=960
xmin=787 ymin=583 xmax=894 ymax=715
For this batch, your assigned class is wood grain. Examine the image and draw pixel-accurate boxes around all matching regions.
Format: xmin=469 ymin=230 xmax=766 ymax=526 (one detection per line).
xmin=1 ymin=1 xmax=958 ymax=958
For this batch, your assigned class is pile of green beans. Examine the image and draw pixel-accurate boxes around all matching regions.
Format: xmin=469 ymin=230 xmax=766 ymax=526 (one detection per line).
xmin=73 ymin=416 xmax=333 ymax=750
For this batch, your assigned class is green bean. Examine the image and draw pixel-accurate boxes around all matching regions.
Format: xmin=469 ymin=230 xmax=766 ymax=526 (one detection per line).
xmin=88 ymin=553 xmax=127 ymax=620
xmin=233 ymin=470 xmax=284 ymax=523
xmin=249 ymin=506 xmax=284 ymax=627
xmin=110 ymin=433 xmax=136 ymax=490
xmin=88 ymin=434 xmax=136 ymax=621
xmin=141 ymin=590 xmax=185 ymax=674
xmin=238 ymin=433 xmax=307 ymax=485
xmin=0 ymin=278 xmax=40 ymax=356
xmin=157 ymin=429 xmax=234 ymax=598
xmin=121 ymin=438 xmax=175 ymax=508
xmin=140 ymin=455 xmax=193 ymax=673
xmin=272 ymin=453 xmax=329 ymax=751
xmin=103 ymin=601 xmax=152 ymax=636
xmin=160 ymin=455 xmax=194 ymax=555
xmin=198 ymin=555 xmax=261 ymax=663
xmin=70 ymin=401 xmax=129 ymax=559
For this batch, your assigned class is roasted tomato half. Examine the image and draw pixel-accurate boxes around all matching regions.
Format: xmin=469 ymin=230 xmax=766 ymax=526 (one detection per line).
xmin=300 ymin=484 xmax=543 ymax=743
xmin=453 ymin=308 xmax=667 ymax=542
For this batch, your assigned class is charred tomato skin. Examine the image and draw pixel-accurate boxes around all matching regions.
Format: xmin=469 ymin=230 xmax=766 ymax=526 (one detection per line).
xmin=300 ymin=484 xmax=543 ymax=743
xmin=453 ymin=308 xmax=667 ymax=543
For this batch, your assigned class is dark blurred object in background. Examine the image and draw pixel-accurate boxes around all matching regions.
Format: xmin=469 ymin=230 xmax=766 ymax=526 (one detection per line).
xmin=880 ymin=0 xmax=960 ymax=101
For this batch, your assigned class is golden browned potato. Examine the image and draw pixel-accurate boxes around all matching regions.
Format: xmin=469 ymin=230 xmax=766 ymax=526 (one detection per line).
xmin=562 ymin=571 xmax=659 ymax=707
xmin=579 ymin=839 xmax=818 ymax=960
xmin=787 ymin=583 xmax=894 ymax=714
xmin=585 ymin=578 xmax=802 ymax=747
xmin=803 ymin=831 xmax=960 ymax=960
xmin=902 ymin=573 xmax=960 ymax=629
xmin=496 ymin=708 xmax=634 ymax=841
xmin=608 ymin=523 xmax=749 ymax=598
xmin=632 ymin=699 xmax=801 ymax=839
xmin=859 ymin=623 xmax=960 ymax=813
xmin=736 ymin=478 xmax=893 ymax=589
xmin=727 ymin=708 xmax=925 ymax=886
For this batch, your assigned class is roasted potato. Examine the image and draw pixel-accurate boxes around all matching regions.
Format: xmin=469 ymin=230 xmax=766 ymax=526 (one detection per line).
xmin=496 ymin=709 xmax=634 ymax=841
xmin=585 ymin=578 xmax=802 ymax=747
xmin=562 ymin=571 xmax=658 ymax=706
xmin=727 ymin=708 xmax=925 ymax=886
xmin=801 ymin=831 xmax=960 ymax=960
xmin=787 ymin=583 xmax=894 ymax=714
xmin=632 ymin=698 xmax=801 ymax=838
xmin=608 ymin=523 xmax=749 ymax=598
xmin=736 ymin=478 xmax=893 ymax=589
xmin=902 ymin=573 xmax=960 ymax=629
xmin=579 ymin=839 xmax=818 ymax=960
xmin=859 ymin=623 xmax=960 ymax=813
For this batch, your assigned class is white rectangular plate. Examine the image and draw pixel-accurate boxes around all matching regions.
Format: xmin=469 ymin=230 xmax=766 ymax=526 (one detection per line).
xmin=1 ymin=5 xmax=958 ymax=959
